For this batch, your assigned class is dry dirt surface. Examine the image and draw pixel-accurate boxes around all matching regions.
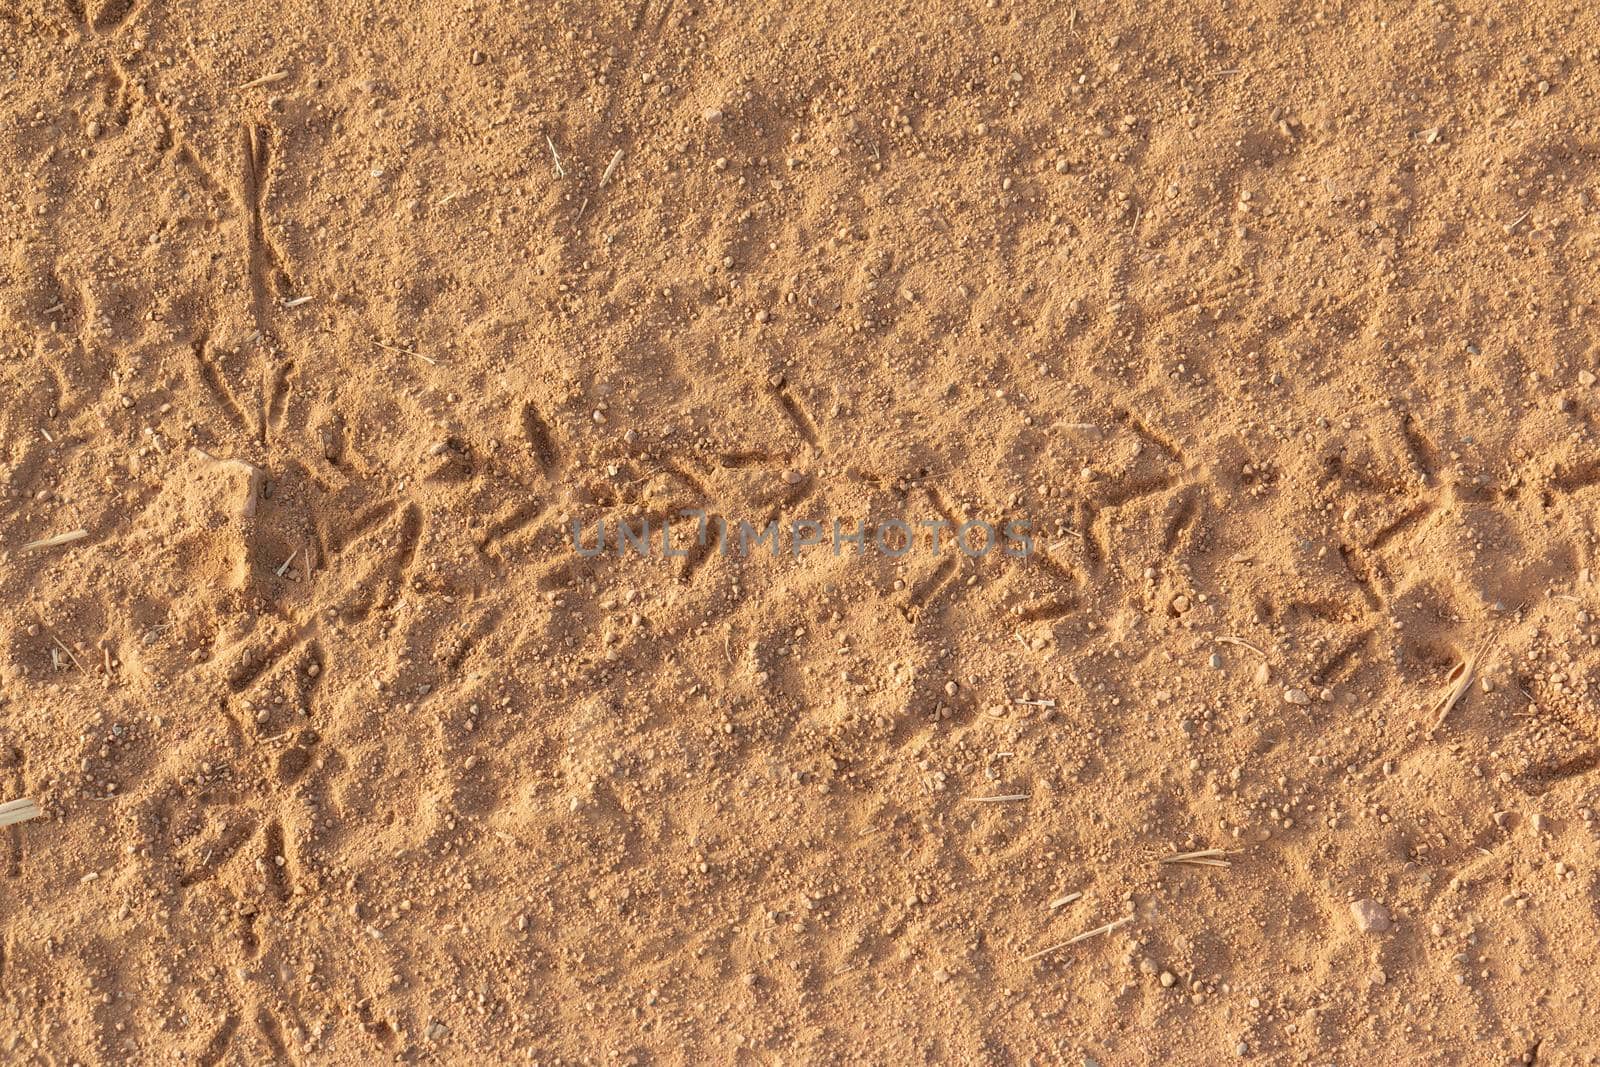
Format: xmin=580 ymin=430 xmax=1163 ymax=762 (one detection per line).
xmin=4 ymin=0 xmax=1600 ymax=1063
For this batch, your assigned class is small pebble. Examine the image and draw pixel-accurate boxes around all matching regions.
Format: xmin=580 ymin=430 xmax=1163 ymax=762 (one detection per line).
xmin=1349 ymin=898 xmax=1392 ymax=934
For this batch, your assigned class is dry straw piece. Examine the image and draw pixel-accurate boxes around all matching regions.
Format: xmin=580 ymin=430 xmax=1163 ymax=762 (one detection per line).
xmin=1214 ymin=635 xmax=1267 ymax=658
xmin=0 ymin=798 xmax=41 ymax=828
xmin=1431 ymin=634 xmax=1498 ymax=733
xmin=1023 ymin=915 xmax=1134 ymax=961
xmin=23 ymin=529 xmax=88 ymax=551
xmin=236 ymin=70 xmax=288 ymax=89
xmin=598 ymin=149 xmax=624 ymax=189
xmin=1158 ymin=848 xmax=1233 ymax=868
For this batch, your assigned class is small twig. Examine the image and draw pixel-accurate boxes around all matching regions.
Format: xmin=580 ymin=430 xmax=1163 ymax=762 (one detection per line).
xmin=1214 ymin=635 xmax=1266 ymax=658
xmin=967 ymin=794 xmax=1030 ymax=804
xmin=1431 ymin=635 xmax=1498 ymax=732
xmin=1048 ymin=891 xmax=1082 ymax=910
xmin=23 ymin=529 xmax=88 ymax=551
xmin=1023 ymin=915 xmax=1133 ymax=961
xmin=599 ymin=149 xmax=624 ymax=189
xmin=546 ymin=136 xmax=566 ymax=177
xmin=374 ymin=339 xmax=438 ymax=365
xmin=49 ymin=635 xmax=85 ymax=674
xmin=237 ymin=71 xmax=288 ymax=90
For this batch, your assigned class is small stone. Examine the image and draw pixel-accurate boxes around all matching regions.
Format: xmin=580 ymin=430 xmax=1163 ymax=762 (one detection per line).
xmin=1349 ymin=898 xmax=1392 ymax=934
xmin=1159 ymin=970 xmax=1176 ymax=988
xmin=703 ymin=107 xmax=724 ymax=123
xmin=1581 ymin=369 xmax=1596 ymax=387
xmin=1283 ymin=687 xmax=1311 ymax=706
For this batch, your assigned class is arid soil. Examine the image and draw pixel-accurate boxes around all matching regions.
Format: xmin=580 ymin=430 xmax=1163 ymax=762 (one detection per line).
xmin=4 ymin=0 xmax=1600 ymax=1062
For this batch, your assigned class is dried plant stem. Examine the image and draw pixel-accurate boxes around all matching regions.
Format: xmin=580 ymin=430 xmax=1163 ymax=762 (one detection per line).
xmin=599 ymin=149 xmax=624 ymax=189
xmin=0 ymin=798 xmax=41 ymax=828
xmin=1431 ymin=634 xmax=1498 ymax=732
xmin=1023 ymin=915 xmax=1133 ymax=961
xmin=1158 ymin=848 xmax=1233 ymax=868
xmin=1214 ymin=635 xmax=1266 ymax=658
xmin=23 ymin=529 xmax=88 ymax=551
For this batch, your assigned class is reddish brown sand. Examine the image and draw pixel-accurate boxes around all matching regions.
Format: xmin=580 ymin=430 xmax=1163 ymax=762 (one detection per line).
xmin=4 ymin=0 xmax=1600 ymax=1062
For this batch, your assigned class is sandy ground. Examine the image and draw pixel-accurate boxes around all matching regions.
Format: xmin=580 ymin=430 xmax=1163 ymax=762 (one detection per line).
xmin=4 ymin=0 xmax=1600 ymax=1062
